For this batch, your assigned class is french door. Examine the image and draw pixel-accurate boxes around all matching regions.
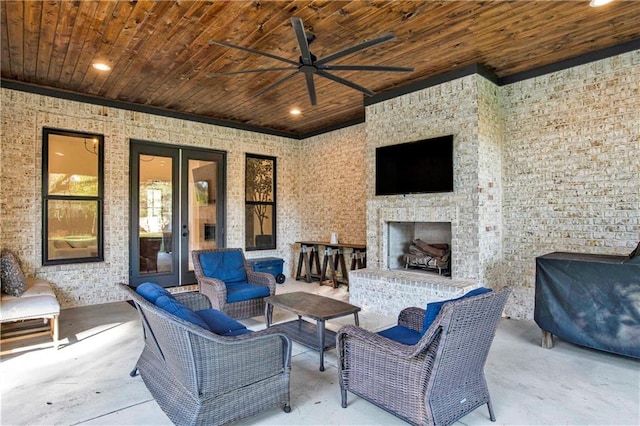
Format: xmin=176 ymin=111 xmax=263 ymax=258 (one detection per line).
xmin=129 ymin=141 xmax=225 ymax=287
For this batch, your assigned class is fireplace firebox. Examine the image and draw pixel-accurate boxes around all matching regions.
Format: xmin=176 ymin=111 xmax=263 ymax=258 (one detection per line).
xmin=387 ymin=221 xmax=452 ymax=275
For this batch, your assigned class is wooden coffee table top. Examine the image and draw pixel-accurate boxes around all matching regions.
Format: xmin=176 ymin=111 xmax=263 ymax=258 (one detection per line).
xmin=265 ymin=291 xmax=360 ymax=321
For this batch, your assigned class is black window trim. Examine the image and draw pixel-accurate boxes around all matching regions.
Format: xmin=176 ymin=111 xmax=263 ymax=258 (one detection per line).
xmin=42 ymin=127 xmax=105 ymax=265
xmin=245 ymin=153 xmax=277 ymax=251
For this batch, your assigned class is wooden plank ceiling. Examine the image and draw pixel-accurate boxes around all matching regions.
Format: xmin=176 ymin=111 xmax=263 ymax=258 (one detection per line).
xmin=2 ymin=1 xmax=640 ymax=137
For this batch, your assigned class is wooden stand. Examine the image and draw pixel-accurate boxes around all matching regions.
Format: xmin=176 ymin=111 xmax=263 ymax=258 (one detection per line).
xmin=295 ymin=241 xmax=366 ymax=288
xmin=541 ymin=330 xmax=554 ymax=349
xmin=1 ymin=317 xmax=59 ymax=355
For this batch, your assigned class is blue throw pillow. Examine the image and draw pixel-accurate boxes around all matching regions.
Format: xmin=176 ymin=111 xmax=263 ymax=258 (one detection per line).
xmin=196 ymin=308 xmax=247 ymax=335
xmin=377 ymin=325 xmax=422 ymax=346
xmin=155 ymin=295 xmax=210 ymax=330
xmin=136 ymin=282 xmax=174 ymax=304
xmin=199 ymin=251 xmax=247 ymax=284
xmin=421 ymin=287 xmax=492 ymax=334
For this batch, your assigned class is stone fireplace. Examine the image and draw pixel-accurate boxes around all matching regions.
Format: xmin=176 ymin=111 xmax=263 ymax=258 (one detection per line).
xmin=348 ymin=74 xmax=504 ymax=317
xmin=349 ymin=203 xmax=484 ymax=316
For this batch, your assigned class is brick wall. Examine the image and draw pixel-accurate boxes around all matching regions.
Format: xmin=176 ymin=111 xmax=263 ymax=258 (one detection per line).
xmin=0 ymin=90 xmax=301 ymax=307
xmin=296 ymin=125 xmax=367 ymax=245
xmin=501 ymin=50 xmax=640 ymax=318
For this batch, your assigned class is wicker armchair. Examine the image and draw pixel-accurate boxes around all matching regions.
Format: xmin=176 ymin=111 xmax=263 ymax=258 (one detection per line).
xmin=192 ymin=248 xmax=276 ymax=319
xmin=337 ymin=287 xmax=511 ymax=426
xmin=120 ymin=283 xmax=291 ymax=426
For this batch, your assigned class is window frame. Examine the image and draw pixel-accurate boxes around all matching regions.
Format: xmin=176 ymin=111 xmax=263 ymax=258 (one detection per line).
xmin=42 ymin=128 xmax=105 ymax=265
xmin=245 ymin=153 xmax=277 ymax=251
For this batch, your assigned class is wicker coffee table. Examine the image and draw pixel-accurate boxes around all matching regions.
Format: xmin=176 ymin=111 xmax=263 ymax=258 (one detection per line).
xmin=264 ymin=292 xmax=360 ymax=371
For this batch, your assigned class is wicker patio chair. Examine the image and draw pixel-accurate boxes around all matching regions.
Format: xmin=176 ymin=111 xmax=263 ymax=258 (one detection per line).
xmin=337 ymin=287 xmax=511 ymax=426
xmin=120 ymin=283 xmax=291 ymax=426
xmin=192 ymin=248 xmax=276 ymax=319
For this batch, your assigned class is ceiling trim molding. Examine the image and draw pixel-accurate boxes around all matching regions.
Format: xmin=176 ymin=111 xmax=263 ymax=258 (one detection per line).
xmin=500 ymin=38 xmax=640 ymax=85
xmin=365 ymin=63 xmax=498 ymax=107
xmin=0 ymin=79 xmax=299 ymax=139
xmin=297 ymin=116 xmax=366 ymax=139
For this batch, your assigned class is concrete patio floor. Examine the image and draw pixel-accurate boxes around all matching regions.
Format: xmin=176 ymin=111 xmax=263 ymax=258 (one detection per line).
xmin=1 ymin=279 xmax=638 ymax=425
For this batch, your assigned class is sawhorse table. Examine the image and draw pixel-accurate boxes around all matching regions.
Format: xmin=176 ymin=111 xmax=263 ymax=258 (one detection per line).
xmin=295 ymin=241 xmax=366 ymax=288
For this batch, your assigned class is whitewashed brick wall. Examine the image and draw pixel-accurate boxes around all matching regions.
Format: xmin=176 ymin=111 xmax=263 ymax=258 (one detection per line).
xmin=501 ymin=50 xmax=640 ymax=318
xmin=296 ymin=125 xmax=367 ymax=244
xmin=0 ymin=90 xmax=301 ymax=307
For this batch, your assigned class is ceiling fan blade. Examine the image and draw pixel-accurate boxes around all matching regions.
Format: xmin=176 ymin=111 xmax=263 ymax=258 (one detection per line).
xmin=304 ymin=73 xmax=317 ymax=106
xmin=315 ymin=33 xmax=396 ymax=66
xmin=206 ymin=67 xmax=296 ymax=77
xmin=254 ymin=71 xmax=300 ymax=98
xmin=291 ymin=17 xmax=313 ymax=65
xmin=316 ymin=70 xmax=376 ymax=97
xmin=209 ymin=39 xmax=299 ymax=66
xmin=319 ymin=64 xmax=413 ymax=72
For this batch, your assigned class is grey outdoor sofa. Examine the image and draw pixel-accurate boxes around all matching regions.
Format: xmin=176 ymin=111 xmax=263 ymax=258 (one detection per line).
xmin=337 ymin=287 xmax=511 ymax=426
xmin=120 ymin=283 xmax=292 ymax=426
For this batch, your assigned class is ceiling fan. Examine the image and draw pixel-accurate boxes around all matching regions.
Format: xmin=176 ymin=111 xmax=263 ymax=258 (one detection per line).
xmin=207 ymin=17 xmax=413 ymax=106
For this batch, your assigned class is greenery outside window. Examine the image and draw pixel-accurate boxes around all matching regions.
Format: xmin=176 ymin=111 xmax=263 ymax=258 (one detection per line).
xmin=245 ymin=154 xmax=276 ymax=250
xmin=43 ymin=128 xmax=104 ymax=264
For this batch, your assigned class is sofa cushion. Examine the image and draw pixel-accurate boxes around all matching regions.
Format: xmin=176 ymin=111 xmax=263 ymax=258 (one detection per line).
xmin=199 ymin=251 xmax=247 ymax=284
xmin=421 ymin=287 xmax=493 ymax=334
xmin=377 ymin=325 xmax=422 ymax=346
xmin=225 ymin=282 xmax=270 ymax=303
xmin=1 ymin=249 xmax=27 ymax=297
xmin=136 ymin=282 xmax=174 ymax=304
xmin=196 ymin=308 xmax=248 ymax=335
xmin=155 ymin=295 xmax=209 ymax=330
xmin=1 ymin=278 xmax=60 ymax=322
xmin=222 ymin=328 xmax=253 ymax=337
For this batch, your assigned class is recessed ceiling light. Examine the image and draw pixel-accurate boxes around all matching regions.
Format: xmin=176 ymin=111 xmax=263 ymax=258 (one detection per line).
xmin=290 ymin=108 xmax=301 ymax=115
xmin=92 ymin=62 xmax=111 ymax=71
xmin=590 ymin=0 xmax=614 ymax=7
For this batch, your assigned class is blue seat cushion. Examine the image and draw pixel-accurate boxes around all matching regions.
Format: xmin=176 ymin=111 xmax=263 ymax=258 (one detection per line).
xmin=199 ymin=251 xmax=247 ymax=284
xmin=155 ymin=295 xmax=209 ymax=330
xmin=421 ymin=287 xmax=493 ymax=334
xmin=136 ymin=282 xmax=174 ymax=304
xmin=196 ymin=308 xmax=248 ymax=335
xmin=377 ymin=325 xmax=422 ymax=346
xmin=225 ymin=282 xmax=270 ymax=303
xmin=221 ymin=328 xmax=253 ymax=337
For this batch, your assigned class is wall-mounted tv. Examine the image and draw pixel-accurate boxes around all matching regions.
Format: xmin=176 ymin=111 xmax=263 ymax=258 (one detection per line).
xmin=375 ymin=135 xmax=454 ymax=195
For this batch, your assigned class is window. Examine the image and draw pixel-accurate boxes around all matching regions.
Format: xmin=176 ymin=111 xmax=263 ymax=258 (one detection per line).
xmin=42 ymin=128 xmax=104 ymax=264
xmin=245 ymin=154 xmax=276 ymax=250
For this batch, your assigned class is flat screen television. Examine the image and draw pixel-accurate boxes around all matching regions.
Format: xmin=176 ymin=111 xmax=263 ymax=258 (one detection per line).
xmin=375 ymin=135 xmax=454 ymax=195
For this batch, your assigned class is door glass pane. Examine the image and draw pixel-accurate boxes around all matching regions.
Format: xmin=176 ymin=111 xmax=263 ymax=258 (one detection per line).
xmin=188 ymin=159 xmax=217 ymax=271
xmin=139 ymin=155 xmax=172 ymax=275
